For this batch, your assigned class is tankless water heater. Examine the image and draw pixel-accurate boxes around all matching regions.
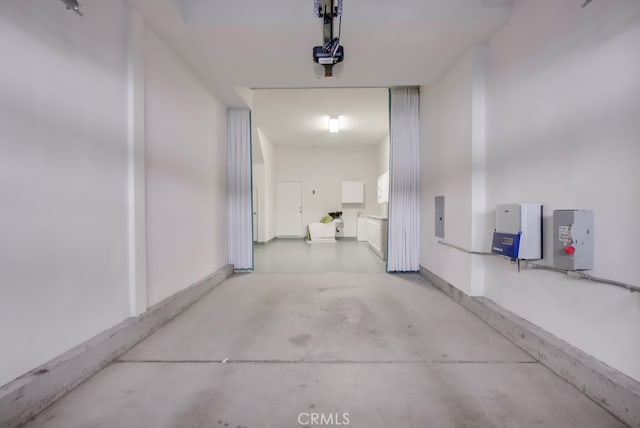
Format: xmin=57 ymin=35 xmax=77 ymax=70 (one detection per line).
xmin=491 ymin=203 xmax=543 ymax=260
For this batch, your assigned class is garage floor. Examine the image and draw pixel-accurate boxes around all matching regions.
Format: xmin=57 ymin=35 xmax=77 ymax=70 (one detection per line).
xmin=253 ymin=239 xmax=386 ymax=273
xmin=26 ymin=273 xmax=624 ymax=427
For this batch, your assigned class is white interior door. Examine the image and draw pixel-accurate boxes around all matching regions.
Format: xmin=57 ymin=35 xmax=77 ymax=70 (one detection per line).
xmin=252 ymin=187 xmax=258 ymax=242
xmin=276 ymin=181 xmax=303 ymax=237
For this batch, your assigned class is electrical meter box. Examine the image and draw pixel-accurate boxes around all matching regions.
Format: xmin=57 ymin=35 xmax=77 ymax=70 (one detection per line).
xmin=491 ymin=203 xmax=542 ymax=259
xmin=553 ymin=210 xmax=593 ymax=271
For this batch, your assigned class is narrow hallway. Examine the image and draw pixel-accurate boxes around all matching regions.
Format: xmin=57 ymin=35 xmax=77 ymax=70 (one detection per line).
xmin=26 ymin=274 xmax=623 ymax=427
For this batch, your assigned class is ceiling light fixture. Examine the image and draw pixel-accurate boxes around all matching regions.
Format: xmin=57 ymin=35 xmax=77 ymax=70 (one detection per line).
xmin=328 ymin=116 xmax=340 ymax=133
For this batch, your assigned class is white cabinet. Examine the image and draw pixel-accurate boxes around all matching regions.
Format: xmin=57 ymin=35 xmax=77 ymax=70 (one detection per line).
xmin=342 ymin=181 xmax=364 ymax=203
xmin=356 ymin=216 xmax=368 ymax=241
xmin=366 ymin=216 xmax=388 ymax=260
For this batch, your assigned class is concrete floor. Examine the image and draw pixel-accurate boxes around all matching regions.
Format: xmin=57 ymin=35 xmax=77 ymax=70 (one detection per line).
xmin=26 ymin=273 xmax=624 ymax=427
xmin=253 ymin=239 xmax=386 ymax=273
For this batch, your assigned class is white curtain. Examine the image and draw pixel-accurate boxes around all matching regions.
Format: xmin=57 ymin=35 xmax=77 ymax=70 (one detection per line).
xmin=387 ymin=88 xmax=420 ymax=272
xmin=227 ymin=109 xmax=253 ymax=270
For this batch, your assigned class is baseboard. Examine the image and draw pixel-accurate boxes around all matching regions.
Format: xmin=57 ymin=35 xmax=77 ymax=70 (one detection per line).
xmin=418 ymin=265 xmax=640 ymax=428
xmin=0 ymin=264 xmax=233 ymax=428
xmin=368 ymin=242 xmax=386 ymax=261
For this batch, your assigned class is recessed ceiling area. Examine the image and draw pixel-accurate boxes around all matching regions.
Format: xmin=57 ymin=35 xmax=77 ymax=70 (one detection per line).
xmin=252 ymin=88 xmax=389 ymax=147
xmin=132 ymin=0 xmax=513 ymax=107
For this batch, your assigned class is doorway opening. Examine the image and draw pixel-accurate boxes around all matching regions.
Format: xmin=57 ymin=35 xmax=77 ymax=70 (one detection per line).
xmin=250 ymin=88 xmax=389 ymax=273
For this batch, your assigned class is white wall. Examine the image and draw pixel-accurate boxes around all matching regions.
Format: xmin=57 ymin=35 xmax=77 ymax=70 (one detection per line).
xmin=484 ymin=0 xmax=640 ymax=381
xmin=0 ymin=1 xmax=130 ymax=386
xmin=256 ymin=129 xmax=276 ymax=242
xmin=0 ymin=1 xmax=228 ymax=386
xmin=274 ymin=146 xmax=379 ymax=237
xmin=421 ymin=0 xmax=640 ymax=381
xmin=377 ymin=134 xmax=390 ymax=217
xmin=144 ymin=29 xmax=228 ymax=306
xmin=420 ymin=49 xmax=477 ymax=295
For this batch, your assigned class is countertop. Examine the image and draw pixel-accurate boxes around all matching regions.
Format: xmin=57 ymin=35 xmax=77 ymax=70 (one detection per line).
xmin=363 ymin=215 xmax=388 ymax=220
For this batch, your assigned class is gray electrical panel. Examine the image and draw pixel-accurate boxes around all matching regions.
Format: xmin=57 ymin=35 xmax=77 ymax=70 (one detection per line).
xmin=553 ymin=210 xmax=594 ymax=271
xmin=435 ymin=196 xmax=445 ymax=238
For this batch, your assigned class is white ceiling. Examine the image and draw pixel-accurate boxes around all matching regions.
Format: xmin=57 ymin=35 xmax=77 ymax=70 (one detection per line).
xmin=131 ymin=0 xmax=513 ymax=148
xmin=252 ymin=88 xmax=389 ymax=147
xmin=132 ymin=0 xmax=512 ymax=107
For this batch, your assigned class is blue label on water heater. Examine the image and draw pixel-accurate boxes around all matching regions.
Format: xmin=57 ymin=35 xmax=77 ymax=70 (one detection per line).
xmin=491 ymin=232 xmax=522 ymax=258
